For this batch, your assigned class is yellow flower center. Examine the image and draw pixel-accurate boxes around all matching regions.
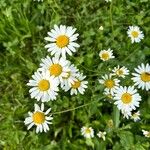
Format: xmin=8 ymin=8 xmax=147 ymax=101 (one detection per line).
xmin=140 ymin=72 xmax=150 ymax=82
xmin=71 ymin=80 xmax=81 ymax=89
xmin=116 ymin=69 xmax=123 ymax=75
xmin=38 ymin=79 xmax=50 ymax=91
xmin=32 ymin=111 xmax=45 ymax=124
xmin=56 ymin=35 xmax=69 ymax=48
xmin=131 ymin=31 xmax=139 ymax=38
xmin=101 ymin=53 xmax=109 ymax=60
xmin=105 ymin=79 xmax=114 ymax=88
xmin=63 ymin=71 xmax=71 ymax=79
xmin=49 ymin=64 xmax=62 ymax=77
xmin=121 ymin=93 xmax=132 ymax=104
xmin=85 ymin=128 xmax=91 ymax=134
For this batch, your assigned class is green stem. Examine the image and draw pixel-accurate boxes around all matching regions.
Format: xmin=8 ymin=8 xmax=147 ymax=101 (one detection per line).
xmin=52 ymin=96 xmax=105 ymax=115
xmin=113 ymin=105 xmax=120 ymax=128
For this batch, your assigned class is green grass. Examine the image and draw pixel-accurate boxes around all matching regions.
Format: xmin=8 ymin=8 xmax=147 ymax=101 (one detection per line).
xmin=0 ymin=0 xmax=150 ymax=149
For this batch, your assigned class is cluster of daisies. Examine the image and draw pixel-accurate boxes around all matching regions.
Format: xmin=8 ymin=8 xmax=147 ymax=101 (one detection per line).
xmin=98 ymin=25 xmax=149 ymax=122
xmin=24 ymin=25 xmax=88 ymax=133
xmin=99 ymin=56 xmax=149 ymax=120
xmin=81 ymin=126 xmax=106 ymax=141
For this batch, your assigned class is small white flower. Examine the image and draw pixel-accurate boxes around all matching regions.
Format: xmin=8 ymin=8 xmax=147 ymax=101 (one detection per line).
xmin=142 ymin=130 xmax=150 ymax=138
xmin=103 ymin=88 xmax=113 ymax=102
xmin=132 ymin=63 xmax=150 ymax=91
xmin=99 ymin=48 xmax=115 ymax=61
xmin=45 ymin=25 xmax=80 ymax=58
xmin=24 ymin=103 xmax=53 ymax=133
xmin=127 ymin=26 xmax=144 ymax=43
xmin=81 ymin=126 xmax=94 ymax=138
xmin=97 ymin=131 xmax=106 ymax=141
xmin=39 ymin=56 xmax=70 ymax=83
xmin=27 ymin=71 xmax=59 ymax=102
xmin=112 ymin=65 xmax=129 ymax=78
xmin=99 ymin=74 xmax=120 ymax=95
xmin=131 ymin=111 xmax=140 ymax=122
xmin=67 ymin=73 xmax=88 ymax=95
xmin=114 ymin=86 xmax=142 ymax=112
xmin=61 ymin=63 xmax=79 ymax=90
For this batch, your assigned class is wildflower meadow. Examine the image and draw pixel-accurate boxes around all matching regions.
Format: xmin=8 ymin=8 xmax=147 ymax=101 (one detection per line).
xmin=0 ymin=0 xmax=150 ymax=149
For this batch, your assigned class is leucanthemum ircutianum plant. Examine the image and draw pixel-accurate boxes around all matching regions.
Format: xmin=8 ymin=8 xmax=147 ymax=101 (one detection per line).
xmin=99 ymin=74 xmax=120 ymax=95
xmin=127 ymin=26 xmax=144 ymax=43
xmin=68 ymin=73 xmax=88 ymax=95
xmin=114 ymin=86 xmax=142 ymax=118
xmin=24 ymin=103 xmax=53 ymax=133
xmin=132 ymin=63 xmax=150 ymax=91
xmin=27 ymin=70 xmax=59 ymax=102
xmin=39 ymin=55 xmax=70 ymax=83
xmin=99 ymin=48 xmax=115 ymax=61
xmin=81 ymin=126 xmax=94 ymax=138
xmin=44 ymin=25 xmax=80 ymax=58
xmin=60 ymin=62 xmax=79 ymax=90
xmin=112 ymin=65 xmax=129 ymax=78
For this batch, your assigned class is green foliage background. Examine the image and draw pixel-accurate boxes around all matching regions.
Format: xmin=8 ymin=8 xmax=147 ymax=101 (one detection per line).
xmin=0 ymin=0 xmax=150 ymax=149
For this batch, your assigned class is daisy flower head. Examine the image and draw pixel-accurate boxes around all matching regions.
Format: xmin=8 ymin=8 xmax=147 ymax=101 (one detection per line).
xmin=24 ymin=103 xmax=53 ymax=133
xmin=99 ymin=74 xmax=120 ymax=95
xmin=131 ymin=111 xmax=140 ymax=122
xmin=99 ymin=48 xmax=115 ymax=61
xmin=114 ymin=86 xmax=142 ymax=112
xmin=97 ymin=131 xmax=106 ymax=141
xmin=44 ymin=25 xmax=80 ymax=58
xmin=27 ymin=70 xmax=59 ymax=102
xmin=81 ymin=126 xmax=94 ymax=138
xmin=112 ymin=65 xmax=129 ymax=78
xmin=68 ymin=73 xmax=88 ymax=95
xmin=142 ymin=130 xmax=150 ymax=138
xmin=39 ymin=56 xmax=70 ymax=83
xmin=103 ymin=88 xmax=113 ymax=102
xmin=132 ymin=63 xmax=150 ymax=91
xmin=61 ymin=63 xmax=79 ymax=90
xmin=127 ymin=26 xmax=144 ymax=43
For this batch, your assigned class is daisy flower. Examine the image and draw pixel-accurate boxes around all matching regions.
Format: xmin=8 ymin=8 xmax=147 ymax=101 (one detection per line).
xmin=97 ymin=131 xmax=106 ymax=141
xmin=132 ymin=63 xmax=150 ymax=91
xmin=44 ymin=25 xmax=80 ymax=58
xmin=61 ymin=63 xmax=79 ymax=90
xmin=142 ymin=130 xmax=150 ymax=138
xmin=112 ymin=65 xmax=129 ymax=78
xmin=131 ymin=111 xmax=140 ymax=122
xmin=99 ymin=48 xmax=115 ymax=61
xmin=81 ymin=126 xmax=94 ymax=138
xmin=114 ymin=86 xmax=141 ymax=112
xmin=127 ymin=26 xmax=144 ymax=43
xmin=24 ymin=103 xmax=53 ymax=133
xmin=39 ymin=56 xmax=70 ymax=83
xmin=99 ymin=74 xmax=120 ymax=95
xmin=27 ymin=71 xmax=59 ymax=102
xmin=103 ymin=88 xmax=113 ymax=102
xmin=68 ymin=73 xmax=88 ymax=95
